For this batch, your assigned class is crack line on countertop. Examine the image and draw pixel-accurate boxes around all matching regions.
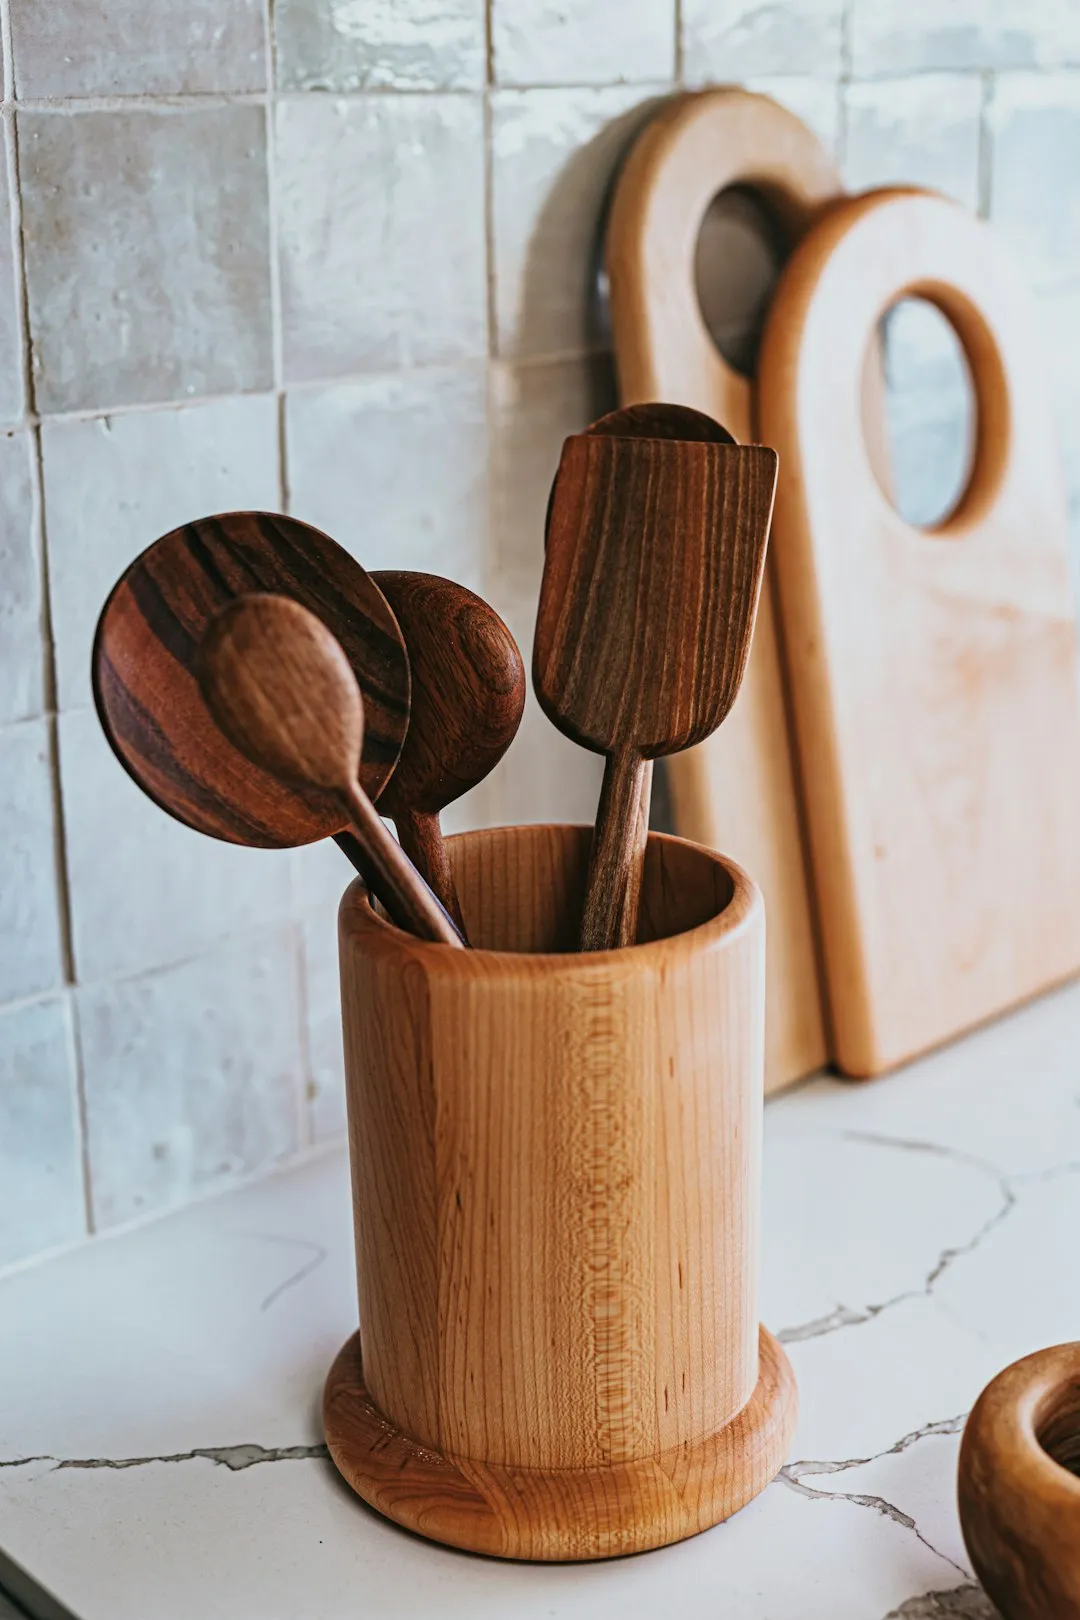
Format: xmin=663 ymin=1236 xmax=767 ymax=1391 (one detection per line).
xmin=776 ymin=1134 xmax=1016 ymax=1346
xmin=0 ymin=1442 xmax=330 ymax=1472
xmin=778 ymin=1468 xmax=970 ymax=1579
xmin=242 ymin=1231 xmax=329 ymax=1312
xmin=883 ymin=1583 xmax=998 ymax=1618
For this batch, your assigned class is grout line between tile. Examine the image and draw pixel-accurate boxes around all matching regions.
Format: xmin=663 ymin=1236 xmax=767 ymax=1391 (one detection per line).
xmin=66 ymin=987 xmax=95 ymax=1235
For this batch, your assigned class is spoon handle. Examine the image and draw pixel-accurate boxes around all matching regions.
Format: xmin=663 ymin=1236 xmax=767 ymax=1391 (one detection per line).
xmin=580 ymin=746 xmax=649 ymax=952
xmin=343 ymin=782 xmax=465 ymax=948
xmin=394 ymin=807 xmax=468 ymax=940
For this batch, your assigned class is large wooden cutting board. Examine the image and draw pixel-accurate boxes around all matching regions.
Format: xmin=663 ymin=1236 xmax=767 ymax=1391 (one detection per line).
xmin=605 ymin=88 xmax=838 ymax=1092
xmin=758 ymin=187 xmax=1080 ymax=1076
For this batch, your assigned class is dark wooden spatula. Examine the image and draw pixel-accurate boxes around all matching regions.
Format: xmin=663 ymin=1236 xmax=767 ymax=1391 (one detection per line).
xmin=535 ymin=432 xmax=776 ymax=952
xmin=372 ymin=572 xmax=525 ymax=936
xmin=197 ymin=595 xmax=463 ymax=948
xmin=92 ymin=511 xmax=410 ymax=874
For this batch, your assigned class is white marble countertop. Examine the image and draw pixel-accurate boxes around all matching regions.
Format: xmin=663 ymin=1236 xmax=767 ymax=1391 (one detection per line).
xmin=5 ymin=981 xmax=1080 ymax=1619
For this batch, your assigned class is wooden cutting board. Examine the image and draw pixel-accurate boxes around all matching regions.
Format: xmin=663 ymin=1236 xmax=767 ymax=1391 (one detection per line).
xmin=758 ymin=186 xmax=1080 ymax=1076
xmin=604 ymin=88 xmax=839 ymax=1092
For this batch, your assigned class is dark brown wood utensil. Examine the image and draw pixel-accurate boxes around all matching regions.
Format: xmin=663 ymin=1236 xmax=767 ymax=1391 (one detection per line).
xmin=91 ymin=511 xmax=410 ymax=877
xmin=535 ymin=432 xmax=776 ymax=952
xmin=567 ymin=404 xmax=737 ymax=940
xmin=197 ymin=595 xmax=463 ymax=948
xmin=371 ymin=572 xmax=526 ymax=936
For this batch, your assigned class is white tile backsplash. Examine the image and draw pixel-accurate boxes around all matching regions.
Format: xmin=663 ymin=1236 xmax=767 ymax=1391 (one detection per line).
xmin=77 ymin=930 xmax=304 ymax=1229
xmin=58 ymin=708 xmax=293 ymax=985
xmin=850 ymin=0 xmax=1080 ymax=76
xmin=275 ymin=94 xmax=486 ymax=382
xmin=492 ymin=0 xmax=675 ymax=87
xmin=844 ymin=75 xmax=984 ymax=209
xmin=491 ymin=85 xmax=669 ymax=360
xmin=43 ymin=396 xmax=280 ymax=712
xmin=4 ymin=0 xmax=1080 ymax=1272
xmin=0 ymin=719 xmax=65 ymax=1005
xmin=19 ymin=106 xmax=273 ymax=413
xmin=0 ymin=127 xmax=25 ymax=427
xmin=988 ymin=72 xmax=1080 ymax=294
xmin=0 ymin=431 xmax=45 ymax=728
xmin=286 ymin=365 xmax=487 ymax=585
xmin=683 ymin=0 xmax=844 ymax=81
xmin=0 ymin=996 xmax=85 ymax=1270
xmin=10 ymin=0 xmax=267 ymax=97
xmin=274 ymin=0 xmax=486 ymax=92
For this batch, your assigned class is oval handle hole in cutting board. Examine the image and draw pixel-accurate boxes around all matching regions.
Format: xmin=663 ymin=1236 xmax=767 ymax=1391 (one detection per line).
xmin=695 ymin=185 xmax=787 ymax=377
xmin=868 ymin=295 xmax=978 ymax=531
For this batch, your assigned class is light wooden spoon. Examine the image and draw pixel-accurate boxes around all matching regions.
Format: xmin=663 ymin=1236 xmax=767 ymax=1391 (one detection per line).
xmin=197 ymin=594 xmax=464 ymax=948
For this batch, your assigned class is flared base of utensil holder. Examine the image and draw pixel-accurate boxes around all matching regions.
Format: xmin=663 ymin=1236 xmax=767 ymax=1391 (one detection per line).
xmin=324 ymin=1326 xmax=796 ymax=1561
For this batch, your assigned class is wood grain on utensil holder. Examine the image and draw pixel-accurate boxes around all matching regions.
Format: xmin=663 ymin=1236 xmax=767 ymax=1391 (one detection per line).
xmin=535 ymin=433 xmax=774 ymax=952
xmin=324 ymin=823 xmax=796 ymax=1560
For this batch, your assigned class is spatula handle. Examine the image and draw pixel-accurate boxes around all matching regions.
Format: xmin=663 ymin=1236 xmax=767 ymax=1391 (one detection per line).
xmin=580 ymin=747 xmax=649 ymax=951
xmin=394 ymin=807 xmax=468 ymax=940
xmin=343 ymin=784 xmax=465 ymax=948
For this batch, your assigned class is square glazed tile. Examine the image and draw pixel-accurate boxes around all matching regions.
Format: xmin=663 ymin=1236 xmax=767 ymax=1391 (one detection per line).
xmin=58 ymin=708 xmax=293 ymax=986
xmin=491 ymin=85 xmax=669 ymax=360
xmin=743 ymin=76 xmax=841 ymax=155
xmin=485 ymin=355 xmax=614 ymax=827
xmin=988 ymin=72 xmax=1080 ymax=294
xmin=0 ymin=123 xmax=25 ymax=426
xmin=491 ymin=0 xmax=675 ymax=87
xmin=850 ymin=0 xmax=1080 ymax=75
xmin=489 ymin=352 xmax=615 ymax=598
xmin=285 ymin=365 xmax=487 ymax=585
xmin=843 ymin=75 xmax=983 ymax=211
xmin=0 ymin=719 xmax=65 ymax=1004
xmin=0 ymin=996 xmax=85 ymax=1271
xmin=43 ymin=395 xmax=279 ymax=712
xmin=77 ymin=930 xmax=303 ymax=1229
xmin=20 ymin=106 xmax=272 ymax=413
xmin=274 ymin=0 xmax=484 ymax=91
xmin=683 ymin=0 xmax=843 ymax=81
xmin=275 ymin=95 xmax=485 ymax=382
xmin=0 ymin=431 xmax=45 ymax=727
xmin=9 ymin=0 xmax=266 ymax=97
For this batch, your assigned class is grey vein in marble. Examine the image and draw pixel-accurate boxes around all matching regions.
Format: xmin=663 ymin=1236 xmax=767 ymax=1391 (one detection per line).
xmin=0 ymin=1444 xmax=329 ymax=1472
xmin=884 ymin=1586 xmax=999 ymax=1618
xmin=777 ymin=1133 xmax=1016 ymax=1344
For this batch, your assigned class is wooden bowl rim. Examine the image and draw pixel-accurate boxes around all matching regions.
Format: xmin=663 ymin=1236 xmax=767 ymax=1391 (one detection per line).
xmin=963 ymin=1341 xmax=1080 ymax=1508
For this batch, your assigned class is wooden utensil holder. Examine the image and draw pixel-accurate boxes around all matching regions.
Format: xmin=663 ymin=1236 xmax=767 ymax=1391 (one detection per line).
xmin=323 ymin=824 xmax=796 ymax=1560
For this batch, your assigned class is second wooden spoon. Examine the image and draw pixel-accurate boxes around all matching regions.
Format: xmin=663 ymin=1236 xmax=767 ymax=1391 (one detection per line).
xmin=372 ymin=571 xmax=525 ymax=935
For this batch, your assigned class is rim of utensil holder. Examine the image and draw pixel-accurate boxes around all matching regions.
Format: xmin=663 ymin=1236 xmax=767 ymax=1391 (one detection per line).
xmin=338 ymin=823 xmax=758 ymax=966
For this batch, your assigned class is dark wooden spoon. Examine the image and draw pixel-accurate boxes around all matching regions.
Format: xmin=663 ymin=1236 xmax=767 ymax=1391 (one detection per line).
xmin=372 ymin=572 xmax=525 ymax=936
xmin=92 ymin=511 xmax=410 ymax=877
xmin=197 ymin=595 xmax=462 ymax=947
xmin=536 ymin=430 xmax=775 ymax=952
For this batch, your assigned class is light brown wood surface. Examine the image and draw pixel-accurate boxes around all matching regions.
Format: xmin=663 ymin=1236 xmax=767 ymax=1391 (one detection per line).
xmin=536 ymin=432 xmax=774 ymax=953
xmin=757 ymin=187 xmax=1080 ymax=1075
xmin=326 ymin=823 xmax=796 ymax=1558
xmin=958 ymin=1342 xmax=1080 ymax=1618
xmin=605 ymin=87 xmax=837 ymax=1092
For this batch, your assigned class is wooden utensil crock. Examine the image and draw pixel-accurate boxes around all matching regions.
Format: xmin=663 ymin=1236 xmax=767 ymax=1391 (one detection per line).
xmin=958 ymin=1343 xmax=1080 ymax=1618
xmin=324 ymin=824 xmax=796 ymax=1560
